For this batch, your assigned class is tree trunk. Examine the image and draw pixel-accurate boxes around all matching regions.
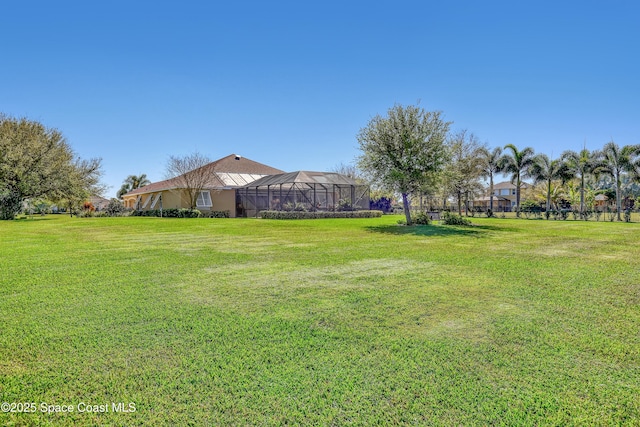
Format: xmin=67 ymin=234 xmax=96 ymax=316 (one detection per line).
xmin=546 ymin=180 xmax=551 ymax=213
xmin=402 ymin=193 xmax=412 ymax=225
xmin=457 ymin=191 xmax=462 ymax=215
xmin=516 ymin=175 xmax=521 ymax=217
xmin=489 ymin=176 xmax=494 ymax=213
xmin=464 ymin=196 xmax=471 ymax=216
xmin=616 ymin=173 xmax=622 ymax=221
xmin=580 ymin=174 xmax=585 ymax=218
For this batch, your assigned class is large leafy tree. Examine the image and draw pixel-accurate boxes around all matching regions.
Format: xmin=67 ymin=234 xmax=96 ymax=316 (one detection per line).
xmin=52 ymin=157 xmax=106 ymax=216
xmin=0 ymin=114 xmax=104 ymax=219
xmin=117 ymin=174 xmax=151 ymax=199
xmin=561 ymin=148 xmax=601 ymax=217
xmin=528 ymin=154 xmax=573 ymax=214
xmin=499 ymin=144 xmax=535 ymax=217
xmin=443 ymin=130 xmax=485 ymax=215
xmin=357 ymin=104 xmax=451 ymax=225
xmin=596 ymin=141 xmax=640 ymax=220
xmin=479 ymin=146 xmax=503 ymax=213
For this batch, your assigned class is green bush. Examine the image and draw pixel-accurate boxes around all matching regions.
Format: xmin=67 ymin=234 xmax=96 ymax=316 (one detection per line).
xmin=336 ymin=199 xmax=355 ymax=211
xmin=178 ymin=208 xmax=202 ymax=218
xmin=205 ymin=210 xmax=230 ymax=218
xmin=441 ymin=211 xmax=473 ymax=226
xmin=413 ymin=212 xmax=431 ymax=225
xmin=260 ymin=210 xmax=382 ymax=220
xmin=0 ymin=189 xmax=22 ymax=220
xmin=130 ymin=208 xmax=202 ymax=218
xmin=105 ymin=199 xmax=129 ymax=217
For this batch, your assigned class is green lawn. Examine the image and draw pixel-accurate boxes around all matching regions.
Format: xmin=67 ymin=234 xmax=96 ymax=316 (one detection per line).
xmin=1 ymin=215 xmax=638 ymax=425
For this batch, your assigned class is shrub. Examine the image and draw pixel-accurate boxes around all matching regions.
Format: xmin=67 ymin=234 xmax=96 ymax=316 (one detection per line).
xmin=78 ymin=209 xmax=95 ymax=218
xmin=282 ymin=202 xmax=295 ymax=212
xmin=105 ymin=199 xmax=128 ymax=216
xmin=260 ymin=210 xmax=383 ymax=220
xmin=413 ymin=212 xmax=431 ymax=225
xmin=205 ymin=210 xmax=230 ymax=218
xmin=337 ymin=199 xmax=355 ymax=211
xmin=0 ymin=189 xmax=22 ymax=220
xmin=370 ymin=197 xmax=392 ymax=213
xmin=441 ymin=211 xmax=473 ymax=226
xmin=130 ymin=208 xmax=202 ymax=218
xmin=582 ymin=210 xmax=594 ymax=221
xmin=178 ymin=208 xmax=202 ymax=218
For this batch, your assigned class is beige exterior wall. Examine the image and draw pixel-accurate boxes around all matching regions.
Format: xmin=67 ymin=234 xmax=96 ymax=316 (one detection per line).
xmin=123 ymin=188 xmax=238 ymax=217
xmin=211 ymin=190 xmax=237 ymax=217
xmin=160 ymin=190 xmax=188 ymax=209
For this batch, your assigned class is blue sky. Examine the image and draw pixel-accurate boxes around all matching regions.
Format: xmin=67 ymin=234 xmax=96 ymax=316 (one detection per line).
xmin=2 ymin=1 xmax=639 ymax=197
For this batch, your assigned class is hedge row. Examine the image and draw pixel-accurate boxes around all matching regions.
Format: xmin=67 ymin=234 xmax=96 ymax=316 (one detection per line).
xmin=259 ymin=210 xmax=383 ymax=219
xmin=130 ymin=209 xmax=230 ymax=218
xmin=206 ymin=210 xmax=231 ymax=218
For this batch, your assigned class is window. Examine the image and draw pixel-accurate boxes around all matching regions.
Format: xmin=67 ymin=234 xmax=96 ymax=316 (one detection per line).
xmin=196 ymin=191 xmax=212 ymax=208
xmin=511 ymin=189 xmax=516 ymax=195
xmin=500 ymin=189 xmax=510 ymax=196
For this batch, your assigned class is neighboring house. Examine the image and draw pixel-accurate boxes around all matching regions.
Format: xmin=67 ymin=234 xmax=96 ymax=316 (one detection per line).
xmin=122 ymin=154 xmax=284 ymax=217
xmin=472 ymin=181 xmax=531 ymax=212
xmin=89 ymin=196 xmax=110 ymax=211
xmin=594 ymin=194 xmax=609 ymax=208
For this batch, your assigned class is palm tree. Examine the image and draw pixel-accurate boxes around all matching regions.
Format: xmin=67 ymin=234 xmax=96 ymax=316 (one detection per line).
xmin=561 ymin=148 xmax=601 ymax=218
xmin=596 ymin=141 xmax=640 ymax=221
xmin=499 ymin=144 xmax=535 ymax=217
xmin=117 ymin=174 xmax=151 ymax=199
xmin=479 ymin=146 xmax=503 ymax=214
xmin=528 ymin=154 xmax=573 ymax=214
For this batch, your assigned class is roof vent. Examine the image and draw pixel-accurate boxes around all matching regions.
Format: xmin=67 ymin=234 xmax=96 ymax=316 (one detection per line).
xmin=234 ymin=154 xmax=242 ymax=160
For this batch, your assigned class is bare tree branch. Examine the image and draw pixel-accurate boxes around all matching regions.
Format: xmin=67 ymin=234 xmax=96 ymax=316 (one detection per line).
xmin=165 ymin=152 xmax=213 ymax=209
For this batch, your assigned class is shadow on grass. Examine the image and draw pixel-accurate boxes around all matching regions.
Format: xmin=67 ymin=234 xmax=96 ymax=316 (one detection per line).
xmin=365 ymin=224 xmax=487 ymax=238
xmin=14 ymin=216 xmax=57 ymax=221
xmin=471 ymin=224 xmax=521 ymax=233
xmin=366 ymin=222 xmax=521 ymax=237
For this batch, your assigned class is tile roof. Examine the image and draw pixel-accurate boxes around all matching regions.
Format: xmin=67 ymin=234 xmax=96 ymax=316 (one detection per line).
xmin=493 ymin=181 xmax=531 ymax=190
xmin=124 ymin=154 xmax=285 ymax=196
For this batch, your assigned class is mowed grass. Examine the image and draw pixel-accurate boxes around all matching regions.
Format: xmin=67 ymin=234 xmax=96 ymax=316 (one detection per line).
xmin=1 ymin=215 xmax=639 ymax=426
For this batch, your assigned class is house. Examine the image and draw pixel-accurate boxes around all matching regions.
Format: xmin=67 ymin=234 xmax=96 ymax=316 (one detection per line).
xmin=472 ymin=181 xmax=531 ymax=212
xmin=121 ymin=154 xmax=284 ymax=217
xmin=89 ymin=196 xmax=110 ymax=211
xmin=594 ymin=194 xmax=609 ymax=208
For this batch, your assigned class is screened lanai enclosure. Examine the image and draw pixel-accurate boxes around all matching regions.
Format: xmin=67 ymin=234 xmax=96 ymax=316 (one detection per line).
xmin=236 ymin=171 xmax=370 ymax=217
